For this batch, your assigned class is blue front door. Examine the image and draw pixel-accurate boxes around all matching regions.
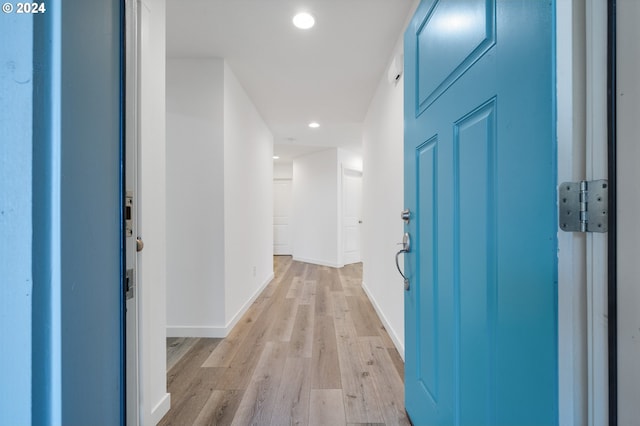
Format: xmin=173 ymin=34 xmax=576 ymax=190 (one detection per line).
xmin=3 ymin=1 xmax=124 ymax=423
xmin=57 ymin=0 xmax=124 ymax=423
xmin=404 ymin=1 xmax=557 ymax=425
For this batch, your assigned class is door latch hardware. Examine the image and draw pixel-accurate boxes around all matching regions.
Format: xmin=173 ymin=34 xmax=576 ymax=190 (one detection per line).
xmin=125 ymin=191 xmax=133 ymax=237
xmin=125 ymin=268 xmax=135 ymax=299
xmin=395 ymin=233 xmax=410 ymax=290
xmin=401 ymin=209 xmax=411 ymax=224
xmin=559 ymin=180 xmax=608 ymax=233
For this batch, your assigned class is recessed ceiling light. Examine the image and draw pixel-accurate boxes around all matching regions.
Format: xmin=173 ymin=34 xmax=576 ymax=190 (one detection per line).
xmin=273 ymin=156 xmax=280 ymax=160
xmin=293 ymin=12 xmax=315 ymax=29
xmin=308 ymin=122 xmax=320 ymax=128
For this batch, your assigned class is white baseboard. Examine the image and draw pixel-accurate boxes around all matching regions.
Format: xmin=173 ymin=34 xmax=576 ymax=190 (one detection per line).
xmin=224 ymin=272 xmax=274 ymax=332
xmin=361 ymin=281 xmax=405 ymax=361
xmin=292 ymin=256 xmax=343 ymax=269
xmin=148 ymin=392 xmax=170 ymax=426
xmin=166 ymin=272 xmax=275 ymax=339
xmin=166 ymin=325 xmax=228 ymax=338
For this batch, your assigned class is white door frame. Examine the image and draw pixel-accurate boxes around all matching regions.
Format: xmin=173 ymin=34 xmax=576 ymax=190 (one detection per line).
xmin=130 ymin=0 xmax=171 ymax=423
xmin=557 ymin=1 xmax=608 ymax=424
xmin=584 ymin=1 xmax=609 ymax=424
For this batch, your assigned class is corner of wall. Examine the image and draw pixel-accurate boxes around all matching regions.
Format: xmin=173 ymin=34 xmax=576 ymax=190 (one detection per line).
xmin=221 ymin=64 xmax=274 ymax=328
xmin=224 ymin=271 xmax=274 ymax=333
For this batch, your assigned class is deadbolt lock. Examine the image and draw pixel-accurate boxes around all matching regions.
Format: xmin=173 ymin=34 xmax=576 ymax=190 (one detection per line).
xmin=401 ymin=209 xmax=411 ymax=224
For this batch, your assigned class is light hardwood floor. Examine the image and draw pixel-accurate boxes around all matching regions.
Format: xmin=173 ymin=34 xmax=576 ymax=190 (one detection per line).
xmin=159 ymin=256 xmax=409 ymax=426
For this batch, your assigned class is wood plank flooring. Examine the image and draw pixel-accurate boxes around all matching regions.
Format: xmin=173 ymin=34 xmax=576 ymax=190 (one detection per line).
xmin=159 ymin=257 xmax=409 ymax=426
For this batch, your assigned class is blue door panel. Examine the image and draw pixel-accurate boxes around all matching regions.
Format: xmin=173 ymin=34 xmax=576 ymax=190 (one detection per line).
xmin=405 ymin=1 xmax=557 ymax=425
xmin=456 ymin=100 xmax=496 ymax=425
xmin=0 ymin=12 xmax=33 ymax=426
xmin=3 ymin=1 xmax=124 ymax=424
xmin=416 ymin=139 xmax=437 ymax=400
xmin=417 ymin=0 xmax=495 ymax=112
xmin=60 ymin=0 xmax=124 ymax=424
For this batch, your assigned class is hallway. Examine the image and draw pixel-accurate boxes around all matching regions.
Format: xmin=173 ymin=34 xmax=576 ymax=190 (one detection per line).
xmin=159 ymin=257 xmax=409 ymax=425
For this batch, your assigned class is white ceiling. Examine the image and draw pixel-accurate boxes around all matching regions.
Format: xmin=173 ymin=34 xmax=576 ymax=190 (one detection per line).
xmin=166 ymin=0 xmax=415 ymax=162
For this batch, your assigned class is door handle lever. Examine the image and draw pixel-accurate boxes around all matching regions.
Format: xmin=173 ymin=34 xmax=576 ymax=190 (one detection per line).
xmin=395 ymin=233 xmax=410 ymax=290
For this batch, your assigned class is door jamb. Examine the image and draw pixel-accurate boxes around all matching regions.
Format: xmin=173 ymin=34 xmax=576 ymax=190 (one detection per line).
xmin=557 ymin=0 xmax=609 ymax=424
xmin=586 ymin=1 xmax=610 ymax=424
xmin=123 ymin=0 xmax=142 ymax=424
xmin=605 ymin=1 xmax=617 ymax=424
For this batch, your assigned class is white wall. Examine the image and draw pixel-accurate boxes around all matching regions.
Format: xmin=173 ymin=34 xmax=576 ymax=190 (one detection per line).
xmin=274 ymin=161 xmax=293 ymax=179
xmin=361 ymin=44 xmax=406 ymax=357
xmin=138 ymin=0 xmax=170 ymax=423
xmin=166 ymin=58 xmax=226 ymax=331
xmin=292 ymin=149 xmax=340 ymax=267
xmin=223 ymin=62 xmax=274 ymax=327
xmin=339 ymin=149 xmax=363 ymax=172
xmin=291 ymin=148 xmax=362 ymax=267
xmin=165 ymin=59 xmax=274 ymax=338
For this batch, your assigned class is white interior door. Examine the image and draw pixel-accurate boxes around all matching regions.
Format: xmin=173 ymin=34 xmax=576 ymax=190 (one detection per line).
xmin=273 ymin=179 xmax=292 ymax=255
xmin=342 ymin=168 xmax=362 ymax=265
